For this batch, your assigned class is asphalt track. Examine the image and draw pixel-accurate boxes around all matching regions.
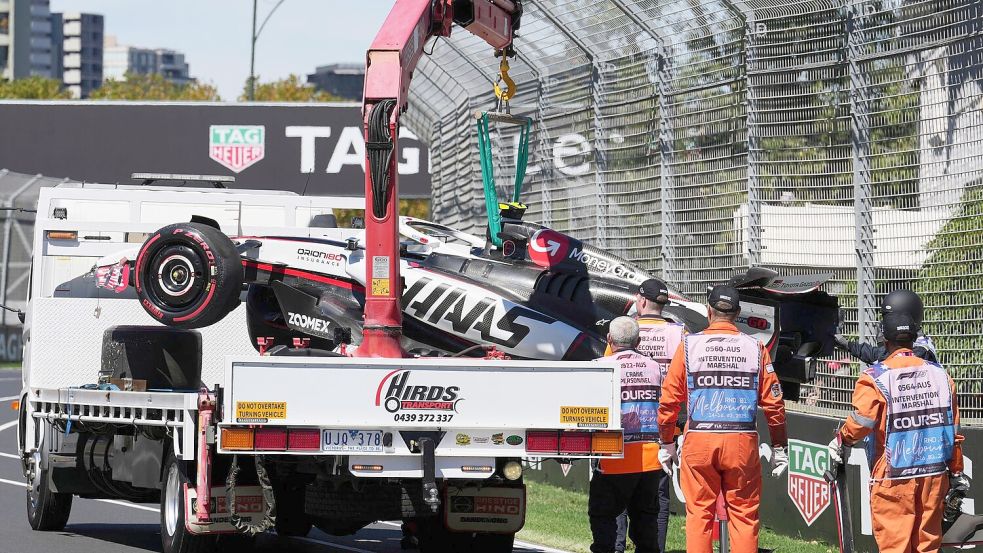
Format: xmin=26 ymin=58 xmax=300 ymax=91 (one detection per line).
xmin=0 ymin=371 xmax=567 ymax=553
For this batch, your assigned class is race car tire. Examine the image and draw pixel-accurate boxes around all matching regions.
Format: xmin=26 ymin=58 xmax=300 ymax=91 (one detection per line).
xmin=135 ymin=222 xmax=242 ymax=329
xmin=101 ymin=326 xmax=202 ymax=390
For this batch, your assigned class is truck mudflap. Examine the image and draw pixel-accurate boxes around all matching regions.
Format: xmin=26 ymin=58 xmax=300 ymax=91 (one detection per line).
xmin=444 ymin=486 xmax=525 ymax=534
xmin=184 ymin=484 xmax=265 ymax=535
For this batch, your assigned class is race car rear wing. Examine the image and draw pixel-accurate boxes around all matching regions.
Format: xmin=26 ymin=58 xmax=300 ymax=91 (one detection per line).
xmin=728 ymin=268 xmax=839 ymax=401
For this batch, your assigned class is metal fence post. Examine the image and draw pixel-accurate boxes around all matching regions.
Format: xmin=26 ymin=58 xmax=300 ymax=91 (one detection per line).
xmin=608 ymin=0 xmax=677 ymax=284
xmin=744 ymin=15 xmax=762 ymax=268
xmin=528 ymin=0 xmax=600 ymax=243
xmin=847 ymin=0 xmax=878 ymax=349
xmin=591 ymin=63 xmax=609 ymax=249
xmin=656 ymin=54 xmax=678 ymax=286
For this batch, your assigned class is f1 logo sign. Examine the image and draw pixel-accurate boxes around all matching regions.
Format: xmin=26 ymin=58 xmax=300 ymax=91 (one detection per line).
xmin=528 ymin=229 xmax=570 ymax=268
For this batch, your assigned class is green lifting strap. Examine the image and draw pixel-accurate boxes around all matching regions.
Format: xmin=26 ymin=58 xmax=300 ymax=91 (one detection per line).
xmin=476 ymin=111 xmax=533 ymax=247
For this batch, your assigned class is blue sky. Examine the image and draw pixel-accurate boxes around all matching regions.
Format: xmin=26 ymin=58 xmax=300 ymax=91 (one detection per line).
xmin=51 ymin=0 xmax=395 ymax=99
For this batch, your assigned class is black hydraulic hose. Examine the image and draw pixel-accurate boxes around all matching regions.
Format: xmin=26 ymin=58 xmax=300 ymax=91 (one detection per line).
xmin=367 ymin=100 xmax=397 ymax=219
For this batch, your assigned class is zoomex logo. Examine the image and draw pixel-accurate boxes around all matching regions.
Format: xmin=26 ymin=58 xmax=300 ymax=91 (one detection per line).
xmin=375 ymin=370 xmax=463 ymax=413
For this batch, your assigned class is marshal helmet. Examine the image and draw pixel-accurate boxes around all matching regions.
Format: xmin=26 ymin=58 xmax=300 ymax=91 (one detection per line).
xmin=881 ymin=289 xmax=924 ymax=325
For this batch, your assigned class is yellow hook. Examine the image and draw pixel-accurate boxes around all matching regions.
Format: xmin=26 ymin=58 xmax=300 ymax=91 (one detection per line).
xmin=493 ymin=57 xmax=517 ymax=103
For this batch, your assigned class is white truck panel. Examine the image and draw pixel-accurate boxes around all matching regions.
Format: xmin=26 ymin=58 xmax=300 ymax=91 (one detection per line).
xmin=224 ymin=357 xmax=620 ymax=431
xmin=27 ymin=297 xmax=258 ymax=389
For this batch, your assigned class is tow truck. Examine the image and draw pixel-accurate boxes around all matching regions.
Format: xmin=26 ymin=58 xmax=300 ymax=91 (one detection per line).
xmin=14 ymin=5 xmax=620 ymax=553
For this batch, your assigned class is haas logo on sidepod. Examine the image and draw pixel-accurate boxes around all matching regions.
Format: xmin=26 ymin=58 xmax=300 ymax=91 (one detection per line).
xmin=375 ymin=370 xmax=463 ymax=413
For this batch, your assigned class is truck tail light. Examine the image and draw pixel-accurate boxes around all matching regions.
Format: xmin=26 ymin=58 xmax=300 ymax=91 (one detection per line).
xmin=254 ymin=428 xmax=288 ymax=451
xmin=559 ymin=431 xmax=592 ymax=454
xmin=525 ymin=431 xmax=560 ymax=454
xmin=287 ymin=429 xmax=321 ymax=451
xmin=592 ymin=431 xmax=624 ymax=455
xmin=222 ymin=428 xmax=255 ymax=450
xmin=46 ymin=230 xmax=78 ymax=240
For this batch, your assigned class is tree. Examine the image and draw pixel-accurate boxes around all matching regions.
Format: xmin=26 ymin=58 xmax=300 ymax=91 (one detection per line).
xmin=240 ymin=74 xmax=342 ymax=102
xmin=0 ymin=76 xmax=71 ymax=99
xmin=90 ymin=73 xmax=221 ymax=101
xmin=332 ymin=198 xmax=431 ymax=229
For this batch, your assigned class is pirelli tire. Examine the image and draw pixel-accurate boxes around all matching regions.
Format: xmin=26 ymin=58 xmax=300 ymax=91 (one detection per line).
xmin=135 ymin=222 xmax=243 ymax=329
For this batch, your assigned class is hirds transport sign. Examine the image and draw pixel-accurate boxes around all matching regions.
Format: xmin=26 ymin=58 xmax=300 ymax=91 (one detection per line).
xmin=209 ymin=125 xmax=265 ymax=172
xmin=787 ymin=439 xmax=831 ymax=526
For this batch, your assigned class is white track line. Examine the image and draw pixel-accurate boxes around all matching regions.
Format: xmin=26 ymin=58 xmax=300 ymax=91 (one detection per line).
xmin=0 ymin=452 xmax=20 ymax=460
xmin=0 ymin=420 xmax=17 ymax=432
xmin=0 ymin=395 xmax=19 ymax=402
xmin=292 ymin=536 xmax=378 ymax=553
xmin=95 ymin=499 xmax=159 ymax=513
xmin=0 ymin=477 xmax=158 ymax=512
xmin=0 ymin=477 xmax=25 ymax=488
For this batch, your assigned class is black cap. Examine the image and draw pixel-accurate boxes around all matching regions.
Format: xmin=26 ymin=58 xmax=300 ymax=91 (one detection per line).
xmin=638 ymin=278 xmax=670 ymax=304
xmin=708 ymin=285 xmax=741 ymax=313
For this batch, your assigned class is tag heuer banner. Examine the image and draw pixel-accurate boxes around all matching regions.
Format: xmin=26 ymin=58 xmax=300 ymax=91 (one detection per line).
xmin=0 ymin=101 xmax=430 ymax=197
xmin=209 ymin=125 xmax=265 ymax=172
xmin=786 ymin=438 xmax=832 ymax=525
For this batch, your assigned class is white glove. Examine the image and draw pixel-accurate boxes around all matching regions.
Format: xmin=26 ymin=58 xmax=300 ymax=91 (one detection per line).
xmin=658 ymin=442 xmax=678 ymax=475
xmin=951 ymin=472 xmax=971 ymax=494
xmin=771 ymin=446 xmax=789 ymax=477
xmin=828 ymin=437 xmax=844 ymax=466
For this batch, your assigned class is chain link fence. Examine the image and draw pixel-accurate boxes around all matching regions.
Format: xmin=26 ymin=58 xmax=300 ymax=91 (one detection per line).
xmin=406 ymin=0 xmax=983 ymax=421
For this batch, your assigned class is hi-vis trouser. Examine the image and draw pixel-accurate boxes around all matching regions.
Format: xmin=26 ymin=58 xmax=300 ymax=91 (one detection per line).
xmin=682 ymin=333 xmax=761 ymax=553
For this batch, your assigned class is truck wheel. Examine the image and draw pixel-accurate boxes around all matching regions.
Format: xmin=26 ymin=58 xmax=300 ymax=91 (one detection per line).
xmin=135 ymin=222 xmax=242 ymax=329
xmin=161 ymin=454 xmax=216 ymax=553
xmin=26 ymin=446 xmax=73 ymax=531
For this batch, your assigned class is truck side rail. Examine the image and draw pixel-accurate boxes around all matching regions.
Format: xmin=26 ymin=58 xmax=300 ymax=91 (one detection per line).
xmin=29 ymin=387 xmax=199 ymax=461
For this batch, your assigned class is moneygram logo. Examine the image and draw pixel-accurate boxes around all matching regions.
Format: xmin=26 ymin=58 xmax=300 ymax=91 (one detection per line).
xmin=787 ymin=439 xmax=831 ymax=526
xmin=209 ymin=125 xmax=265 ymax=172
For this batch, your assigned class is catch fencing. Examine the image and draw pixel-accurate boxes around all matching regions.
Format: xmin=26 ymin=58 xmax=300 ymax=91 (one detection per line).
xmin=405 ymin=0 xmax=983 ymax=420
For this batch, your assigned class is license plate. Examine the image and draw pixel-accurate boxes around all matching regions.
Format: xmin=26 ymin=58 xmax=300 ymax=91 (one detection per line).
xmin=322 ymin=429 xmax=384 ymax=452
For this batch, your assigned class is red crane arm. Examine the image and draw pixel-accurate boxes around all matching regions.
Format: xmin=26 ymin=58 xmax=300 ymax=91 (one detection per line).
xmin=358 ymin=0 xmax=519 ymax=358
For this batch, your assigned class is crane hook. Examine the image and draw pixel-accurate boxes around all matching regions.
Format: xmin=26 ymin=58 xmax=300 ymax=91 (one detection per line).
xmin=493 ymin=57 xmax=517 ymax=105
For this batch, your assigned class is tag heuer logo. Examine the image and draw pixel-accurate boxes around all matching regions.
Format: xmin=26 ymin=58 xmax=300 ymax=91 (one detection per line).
xmin=786 ymin=439 xmax=831 ymax=526
xmin=209 ymin=125 xmax=265 ymax=172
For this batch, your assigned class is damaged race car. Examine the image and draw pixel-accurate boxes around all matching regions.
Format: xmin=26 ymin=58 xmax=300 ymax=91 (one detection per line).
xmin=100 ymin=213 xmax=838 ymax=400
